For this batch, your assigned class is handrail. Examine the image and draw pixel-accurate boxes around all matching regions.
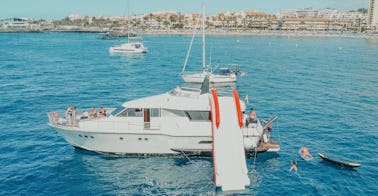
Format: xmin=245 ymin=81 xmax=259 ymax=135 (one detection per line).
xmin=47 ymin=108 xmax=161 ymax=130
xmin=47 ymin=108 xmax=116 ymax=127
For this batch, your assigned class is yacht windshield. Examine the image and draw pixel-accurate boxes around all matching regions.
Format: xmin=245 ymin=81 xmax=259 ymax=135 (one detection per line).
xmin=111 ymin=107 xmax=125 ymax=116
xmin=218 ymin=68 xmax=231 ymax=75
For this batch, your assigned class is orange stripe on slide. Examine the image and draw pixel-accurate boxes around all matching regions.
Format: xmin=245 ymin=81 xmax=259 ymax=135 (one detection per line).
xmin=233 ymin=89 xmax=243 ymax=128
xmin=211 ymin=89 xmax=220 ymax=129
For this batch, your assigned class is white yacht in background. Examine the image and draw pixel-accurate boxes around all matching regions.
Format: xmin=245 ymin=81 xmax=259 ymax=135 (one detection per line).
xmin=108 ymin=1 xmax=148 ymax=54
xmin=109 ymin=37 xmax=148 ymax=54
xmin=181 ymin=7 xmax=244 ymax=83
xmin=47 ymin=78 xmax=279 ymax=157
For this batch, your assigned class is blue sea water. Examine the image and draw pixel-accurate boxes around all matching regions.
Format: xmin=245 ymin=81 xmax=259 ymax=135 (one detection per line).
xmin=0 ymin=32 xmax=377 ymax=195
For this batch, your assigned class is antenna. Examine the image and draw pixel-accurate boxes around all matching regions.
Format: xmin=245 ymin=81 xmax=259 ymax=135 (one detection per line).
xmin=127 ymin=0 xmax=130 ymax=43
xmin=209 ymin=45 xmax=212 ymax=67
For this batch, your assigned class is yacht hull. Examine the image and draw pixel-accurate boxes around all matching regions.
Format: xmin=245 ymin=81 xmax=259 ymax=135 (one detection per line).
xmin=52 ymin=125 xmax=212 ymax=155
xmin=109 ymin=47 xmax=147 ymax=54
xmin=49 ymin=122 xmax=264 ymax=157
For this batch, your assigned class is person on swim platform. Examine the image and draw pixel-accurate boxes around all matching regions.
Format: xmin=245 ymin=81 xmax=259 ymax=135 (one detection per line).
xmin=248 ymin=108 xmax=257 ymax=124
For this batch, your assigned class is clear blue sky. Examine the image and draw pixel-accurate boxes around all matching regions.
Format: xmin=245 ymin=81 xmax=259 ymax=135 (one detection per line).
xmin=0 ymin=0 xmax=369 ymax=19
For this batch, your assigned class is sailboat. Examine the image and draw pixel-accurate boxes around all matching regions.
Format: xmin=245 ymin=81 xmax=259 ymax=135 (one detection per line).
xmin=181 ymin=7 xmax=243 ymax=83
xmin=109 ymin=2 xmax=148 ymax=54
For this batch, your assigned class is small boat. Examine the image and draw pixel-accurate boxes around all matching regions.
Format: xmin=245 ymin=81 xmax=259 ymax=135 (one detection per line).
xmin=318 ymin=152 xmax=361 ymax=168
xmin=299 ymin=146 xmax=313 ymax=161
xmin=100 ymin=27 xmax=136 ymax=40
xmin=109 ymin=2 xmax=147 ymax=54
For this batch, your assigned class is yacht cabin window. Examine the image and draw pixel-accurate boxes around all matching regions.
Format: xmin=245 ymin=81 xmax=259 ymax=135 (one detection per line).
xmin=163 ymin=109 xmax=186 ymax=117
xmin=118 ymin=108 xmax=143 ymax=117
xmin=151 ymin=108 xmax=161 ymax=117
xmin=111 ymin=107 xmax=125 ymax=116
xmin=218 ymin=68 xmax=231 ymax=75
xmin=185 ymin=111 xmax=211 ymax=121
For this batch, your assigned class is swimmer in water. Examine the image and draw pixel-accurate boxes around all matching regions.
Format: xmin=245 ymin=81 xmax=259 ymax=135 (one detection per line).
xmin=290 ymin=160 xmax=298 ymax=172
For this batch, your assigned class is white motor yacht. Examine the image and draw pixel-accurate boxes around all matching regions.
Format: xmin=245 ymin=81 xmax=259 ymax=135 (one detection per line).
xmin=47 ymin=79 xmax=279 ymax=157
xmin=109 ymin=40 xmax=148 ymax=54
xmin=109 ymin=4 xmax=148 ymax=54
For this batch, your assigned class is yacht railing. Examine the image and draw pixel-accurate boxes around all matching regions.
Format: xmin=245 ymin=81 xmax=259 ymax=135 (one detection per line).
xmin=47 ymin=108 xmax=117 ymax=127
xmin=47 ymin=108 xmax=161 ymax=130
xmin=180 ymin=86 xmax=201 ymax=92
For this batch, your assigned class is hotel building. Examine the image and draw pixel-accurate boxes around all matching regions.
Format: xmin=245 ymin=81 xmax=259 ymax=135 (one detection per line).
xmin=368 ymin=0 xmax=378 ymax=27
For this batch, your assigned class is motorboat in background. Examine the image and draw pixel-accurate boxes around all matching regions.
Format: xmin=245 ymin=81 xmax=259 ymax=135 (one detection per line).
xmin=109 ymin=36 xmax=148 ymax=54
xmin=100 ymin=27 xmax=136 ymax=40
xmin=108 ymin=1 xmax=147 ymax=54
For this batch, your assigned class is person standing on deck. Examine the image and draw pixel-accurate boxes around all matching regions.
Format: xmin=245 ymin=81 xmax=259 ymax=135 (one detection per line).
xmin=65 ymin=105 xmax=72 ymax=126
xmin=72 ymin=106 xmax=77 ymax=126
xmin=249 ymin=108 xmax=257 ymax=122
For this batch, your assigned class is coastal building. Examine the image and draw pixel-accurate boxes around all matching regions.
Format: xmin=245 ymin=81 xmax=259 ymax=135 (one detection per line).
xmin=279 ymin=18 xmax=336 ymax=31
xmin=4 ymin=18 xmax=30 ymax=30
xmin=296 ymin=7 xmax=318 ymax=18
xmin=317 ymin=9 xmax=339 ymax=19
xmin=368 ymin=0 xmax=378 ymax=27
xmin=69 ymin=13 xmax=83 ymax=20
xmin=279 ymin=9 xmax=297 ymax=18
xmin=0 ymin=18 xmax=5 ymax=29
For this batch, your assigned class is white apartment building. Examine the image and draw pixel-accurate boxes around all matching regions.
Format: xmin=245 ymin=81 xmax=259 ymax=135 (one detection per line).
xmin=317 ymin=9 xmax=339 ymax=19
xmin=368 ymin=0 xmax=378 ymax=27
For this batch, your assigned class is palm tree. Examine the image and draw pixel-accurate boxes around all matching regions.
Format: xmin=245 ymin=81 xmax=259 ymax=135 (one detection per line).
xmin=156 ymin=17 xmax=162 ymax=29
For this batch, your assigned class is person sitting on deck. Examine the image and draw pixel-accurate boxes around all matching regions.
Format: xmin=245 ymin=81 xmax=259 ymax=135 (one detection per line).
xmin=98 ymin=107 xmax=106 ymax=118
xmin=80 ymin=110 xmax=89 ymax=119
xmin=90 ymin=108 xmax=97 ymax=119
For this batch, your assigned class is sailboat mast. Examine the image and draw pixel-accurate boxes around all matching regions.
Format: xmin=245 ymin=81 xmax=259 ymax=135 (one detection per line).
xmin=127 ymin=0 xmax=130 ymax=43
xmin=202 ymin=6 xmax=206 ymax=71
xmin=181 ymin=7 xmax=202 ymax=74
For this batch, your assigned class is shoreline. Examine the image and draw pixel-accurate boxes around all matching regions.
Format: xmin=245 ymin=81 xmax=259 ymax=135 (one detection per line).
xmin=1 ymin=29 xmax=378 ymax=39
xmin=139 ymin=30 xmax=378 ymax=39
